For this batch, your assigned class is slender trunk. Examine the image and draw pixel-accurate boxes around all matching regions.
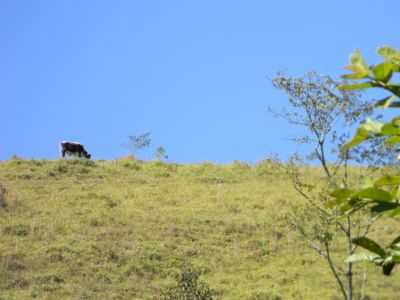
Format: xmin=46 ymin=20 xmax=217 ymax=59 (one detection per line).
xmin=346 ymin=216 xmax=353 ymax=300
xmin=325 ymin=241 xmax=347 ymax=300
xmin=347 ymin=262 xmax=353 ymax=300
xmin=318 ymin=139 xmax=332 ymax=178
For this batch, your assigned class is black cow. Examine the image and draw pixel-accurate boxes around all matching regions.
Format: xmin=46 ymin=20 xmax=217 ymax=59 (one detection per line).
xmin=60 ymin=141 xmax=91 ymax=159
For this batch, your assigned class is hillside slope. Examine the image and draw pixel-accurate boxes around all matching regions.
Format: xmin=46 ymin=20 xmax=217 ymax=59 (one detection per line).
xmin=0 ymin=157 xmax=399 ymax=300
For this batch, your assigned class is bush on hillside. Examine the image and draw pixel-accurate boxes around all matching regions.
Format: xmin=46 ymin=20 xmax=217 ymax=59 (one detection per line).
xmin=158 ymin=266 xmax=216 ymax=300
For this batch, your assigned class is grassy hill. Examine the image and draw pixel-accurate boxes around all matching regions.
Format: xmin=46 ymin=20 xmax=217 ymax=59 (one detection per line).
xmin=0 ymin=157 xmax=399 ymax=300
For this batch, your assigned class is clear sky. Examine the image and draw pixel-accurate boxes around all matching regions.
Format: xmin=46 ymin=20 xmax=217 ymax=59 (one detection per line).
xmin=1 ymin=1 xmax=399 ymax=163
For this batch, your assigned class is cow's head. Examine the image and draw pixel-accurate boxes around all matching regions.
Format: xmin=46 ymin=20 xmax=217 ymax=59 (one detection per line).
xmin=81 ymin=149 xmax=91 ymax=159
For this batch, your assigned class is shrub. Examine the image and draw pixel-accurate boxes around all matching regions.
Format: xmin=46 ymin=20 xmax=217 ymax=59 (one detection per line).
xmin=158 ymin=266 xmax=216 ymax=300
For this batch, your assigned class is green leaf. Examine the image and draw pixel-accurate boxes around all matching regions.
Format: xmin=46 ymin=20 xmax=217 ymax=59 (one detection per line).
xmin=342 ymin=64 xmax=369 ymax=79
xmin=392 ymin=117 xmax=400 ymax=127
xmin=341 ymin=72 xmax=369 ymax=80
xmin=339 ymin=202 xmax=354 ymax=214
xmin=330 ymin=188 xmax=354 ymax=200
xmin=338 ymin=82 xmax=374 ymax=91
xmin=389 ymin=186 xmax=399 ymax=198
xmin=374 ymin=175 xmax=400 ymax=186
xmin=372 ymin=62 xmax=394 ymax=83
xmin=352 ymin=237 xmax=386 ymax=257
xmin=377 ymin=46 xmax=397 ymax=59
xmin=346 ymin=252 xmax=380 ymax=263
xmin=348 ymin=197 xmax=363 ymax=206
xmin=384 ymin=136 xmax=400 ymax=146
xmin=362 ymin=118 xmax=383 ymax=134
xmin=387 ymin=84 xmax=400 ymax=97
xmin=389 ymin=208 xmax=400 ymax=217
xmin=380 ymin=123 xmax=400 ymax=136
xmin=375 ymin=96 xmax=400 ymax=108
xmin=392 ymin=255 xmax=400 ymax=263
xmin=342 ymin=127 xmax=369 ymax=151
xmin=344 ymin=64 xmax=369 ymax=74
xmin=371 ymin=202 xmax=399 ymax=214
xmin=350 ymin=49 xmax=368 ymax=68
xmin=327 ymin=189 xmax=356 ymax=209
xmin=383 ymin=261 xmax=396 ymax=275
xmin=389 ymin=236 xmax=400 ymax=248
xmin=391 ymin=249 xmax=400 ymax=256
xmin=325 ymin=200 xmax=339 ymax=209
xmin=377 ymin=46 xmax=400 ymax=71
xmin=355 ymin=187 xmax=393 ymax=202
xmin=342 ymin=119 xmax=386 ymax=150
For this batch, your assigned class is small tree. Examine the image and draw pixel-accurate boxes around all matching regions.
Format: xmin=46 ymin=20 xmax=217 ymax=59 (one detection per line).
xmin=271 ymin=71 xmax=378 ymax=300
xmin=123 ymin=132 xmax=152 ymax=159
xmin=156 ymin=146 xmax=168 ymax=161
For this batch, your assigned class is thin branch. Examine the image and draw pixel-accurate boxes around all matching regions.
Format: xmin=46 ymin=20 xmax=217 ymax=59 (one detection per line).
xmin=318 ymin=139 xmax=332 ymax=178
xmin=289 ymin=219 xmax=345 ymax=275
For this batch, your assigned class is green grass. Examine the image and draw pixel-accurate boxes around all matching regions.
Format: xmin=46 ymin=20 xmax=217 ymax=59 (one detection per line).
xmin=0 ymin=157 xmax=399 ymax=299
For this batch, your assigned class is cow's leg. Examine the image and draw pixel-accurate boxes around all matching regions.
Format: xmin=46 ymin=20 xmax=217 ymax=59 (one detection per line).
xmin=60 ymin=144 xmax=66 ymax=159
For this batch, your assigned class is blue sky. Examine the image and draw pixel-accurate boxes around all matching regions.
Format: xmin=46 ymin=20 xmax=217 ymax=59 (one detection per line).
xmin=1 ymin=1 xmax=399 ymax=163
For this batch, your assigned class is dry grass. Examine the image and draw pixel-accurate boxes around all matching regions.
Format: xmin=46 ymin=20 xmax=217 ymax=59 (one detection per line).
xmin=0 ymin=157 xmax=399 ymax=299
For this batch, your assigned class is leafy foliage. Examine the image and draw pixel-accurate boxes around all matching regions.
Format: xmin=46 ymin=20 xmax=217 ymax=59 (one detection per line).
xmin=123 ymin=132 xmax=152 ymax=157
xmin=331 ymin=45 xmax=400 ymax=276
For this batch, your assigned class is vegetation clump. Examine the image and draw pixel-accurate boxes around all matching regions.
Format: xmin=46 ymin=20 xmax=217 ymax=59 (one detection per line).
xmin=159 ymin=266 xmax=216 ymax=300
xmin=329 ymin=46 xmax=400 ymax=277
